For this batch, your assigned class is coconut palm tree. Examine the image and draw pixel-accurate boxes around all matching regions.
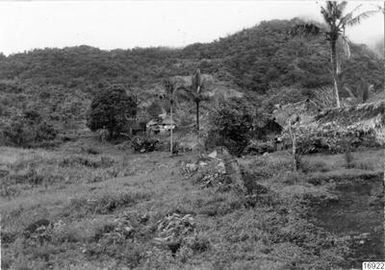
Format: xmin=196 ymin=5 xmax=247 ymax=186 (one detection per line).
xmin=371 ymin=2 xmax=385 ymax=92
xmin=291 ymin=1 xmax=377 ymax=108
xmin=163 ymin=77 xmax=183 ymax=154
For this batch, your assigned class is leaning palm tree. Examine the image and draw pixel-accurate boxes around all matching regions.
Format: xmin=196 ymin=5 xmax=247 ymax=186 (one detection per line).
xmin=291 ymin=1 xmax=377 ymax=108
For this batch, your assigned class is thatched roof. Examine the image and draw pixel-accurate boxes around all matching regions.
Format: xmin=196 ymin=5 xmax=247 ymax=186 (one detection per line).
xmin=285 ymin=100 xmax=385 ymax=145
xmin=146 ymin=119 xmax=158 ymax=127
xmin=273 ymin=98 xmax=321 ymax=127
xmin=162 ymin=118 xmax=176 ymax=126
xmin=315 ymin=100 xmax=385 ymax=127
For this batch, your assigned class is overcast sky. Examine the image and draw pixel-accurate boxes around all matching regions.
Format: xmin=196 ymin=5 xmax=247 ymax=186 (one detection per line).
xmin=0 ymin=1 xmax=383 ymax=55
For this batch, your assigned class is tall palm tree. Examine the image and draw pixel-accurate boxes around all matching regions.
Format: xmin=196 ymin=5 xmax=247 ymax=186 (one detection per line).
xmin=163 ymin=77 xmax=183 ymax=154
xmin=383 ymin=3 xmax=385 ymax=96
xmin=372 ymin=2 xmax=385 ymax=92
xmin=292 ymin=1 xmax=377 ymax=108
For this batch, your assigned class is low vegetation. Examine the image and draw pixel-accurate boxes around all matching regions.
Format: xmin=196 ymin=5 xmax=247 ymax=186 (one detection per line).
xmin=0 ymin=136 xmax=383 ymax=269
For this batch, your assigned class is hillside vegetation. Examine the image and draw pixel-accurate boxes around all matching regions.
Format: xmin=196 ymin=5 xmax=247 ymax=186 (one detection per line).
xmin=0 ymin=18 xmax=383 ymax=143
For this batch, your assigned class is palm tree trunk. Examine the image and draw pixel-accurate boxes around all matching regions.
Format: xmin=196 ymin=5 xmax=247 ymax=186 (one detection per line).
xmin=196 ymin=101 xmax=200 ymax=131
xmin=331 ymin=39 xmax=341 ymax=108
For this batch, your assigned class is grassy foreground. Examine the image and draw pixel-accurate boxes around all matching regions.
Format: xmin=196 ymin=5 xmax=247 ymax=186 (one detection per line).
xmin=0 ymin=138 xmax=383 ymax=270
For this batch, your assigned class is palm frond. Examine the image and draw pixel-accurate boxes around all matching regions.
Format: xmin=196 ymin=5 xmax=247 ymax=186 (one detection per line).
xmin=325 ymin=1 xmax=334 ymax=14
xmin=348 ymin=4 xmax=363 ymax=15
xmin=321 ymin=6 xmax=334 ymax=25
xmin=191 ymin=68 xmax=203 ymax=94
xmin=340 ymin=35 xmax=351 ymax=58
xmin=333 ymin=2 xmax=344 ymax=19
xmin=368 ymin=3 xmax=383 ymax=14
xmin=346 ymin=10 xmax=379 ymax=27
xmin=162 ymin=77 xmax=184 ymax=100
xmin=338 ymin=12 xmax=352 ymax=28
xmin=337 ymin=1 xmax=348 ymax=14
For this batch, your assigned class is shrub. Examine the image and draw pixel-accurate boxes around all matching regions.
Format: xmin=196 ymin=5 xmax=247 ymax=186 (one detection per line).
xmin=245 ymin=140 xmax=276 ymax=155
xmin=35 ymin=121 xmax=58 ymax=141
xmin=147 ymin=101 xmax=163 ymax=119
xmin=2 ymin=113 xmax=58 ymax=147
xmin=131 ymin=136 xmax=159 ymax=153
xmin=163 ymin=140 xmax=181 ymax=154
xmin=2 ymin=116 xmax=34 ymax=146
xmin=0 ymin=180 xmax=20 ymax=198
xmin=86 ymin=85 xmax=137 ymax=139
xmin=208 ymin=98 xmax=254 ymax=157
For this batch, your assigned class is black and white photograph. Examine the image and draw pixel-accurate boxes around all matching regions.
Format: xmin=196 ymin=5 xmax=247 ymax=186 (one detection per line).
xmin=0 ymin=1 xmax=384 ymax=269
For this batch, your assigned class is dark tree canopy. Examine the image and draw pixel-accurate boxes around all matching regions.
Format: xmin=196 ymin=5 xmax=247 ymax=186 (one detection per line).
xmin=208 ymin=98 xmax=254 ymax=156
xmin=147 ymin=101 xmax=163 ymax=119
xmin=86 ymin=85 xmax=137 ymax=138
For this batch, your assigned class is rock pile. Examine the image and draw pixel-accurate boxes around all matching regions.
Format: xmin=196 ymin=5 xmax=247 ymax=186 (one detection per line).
xmin=180 ymin=151 xmax=231 ymax=189
xmin=154 ymin=213 xmax=196 ymax=255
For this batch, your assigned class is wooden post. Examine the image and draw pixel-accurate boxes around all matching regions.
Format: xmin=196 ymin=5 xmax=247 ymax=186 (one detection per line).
xmin=288 ymin=122 xmax=297 ymax=171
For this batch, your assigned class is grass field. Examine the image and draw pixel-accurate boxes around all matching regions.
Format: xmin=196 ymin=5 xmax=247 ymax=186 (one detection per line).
xmin=1 ymin=138 xmax=383 ymax=269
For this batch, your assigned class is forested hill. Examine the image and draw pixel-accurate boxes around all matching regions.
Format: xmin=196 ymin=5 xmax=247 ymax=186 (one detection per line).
xmin=0 ymin=18 xmax=383 ymax=133
xmin=0 ymin=18 xmax=383 ymax=93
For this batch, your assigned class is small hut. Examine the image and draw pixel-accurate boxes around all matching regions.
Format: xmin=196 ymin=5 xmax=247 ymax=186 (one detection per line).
xmin=161 ymin=117 xmax=176 ymax=131
xmin=146 ymin=117 xmax=176 ymax=134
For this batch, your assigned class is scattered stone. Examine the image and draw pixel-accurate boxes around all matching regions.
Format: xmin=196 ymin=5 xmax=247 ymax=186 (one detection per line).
xmin=186 ymin=163 xmax=198 ymax=171
xmin=208 ymin=150 xmax=217 ymax=159
xmin=199 ymin=161 xmax=207 ymax=167
xmin=216 ymin=161 xmax=226 ymax=174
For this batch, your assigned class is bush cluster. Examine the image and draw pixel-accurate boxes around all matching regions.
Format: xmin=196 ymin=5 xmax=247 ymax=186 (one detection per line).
xmin=1 ymin=110 xmax=58 ymax=147
xmin=131 ymin=136 xmax=160 ymax=153
xmin=86 ymin=85 xmax=137 ymax=140
xmin=207 ymin=98 xmax=254 ymax=157
xmin=296 ymin=131 xmax=380 ymax=155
